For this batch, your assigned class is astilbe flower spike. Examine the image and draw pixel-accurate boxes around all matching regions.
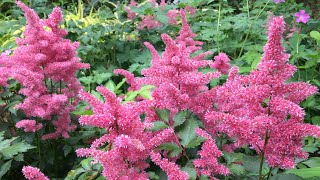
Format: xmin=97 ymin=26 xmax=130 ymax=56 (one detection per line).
xmin=116 ymin=9 xmax=221 ymax=117
xmin=15 ymin=120 xmax=43 ymax=132
xmin=193 ymin=128 xmax=230 ymax=178
xmin=113 ymin=9 xmax=229 ymax=179
xmin=76 ymin=86 xmax=179 ymax=179
xmin=208 ymin=16 xmax=320 ymax=169
xmin=22 ymin=166 xmax=49 ymax=180
xmin=0 ymin=1 xmax=89 ymax=139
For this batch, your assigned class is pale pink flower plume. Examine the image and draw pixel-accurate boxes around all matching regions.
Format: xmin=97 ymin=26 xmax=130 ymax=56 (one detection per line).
xmin=22 ymin=166 xmax=49 ymax=180
xmin=15 ymin=120 xmax=43 ymax=132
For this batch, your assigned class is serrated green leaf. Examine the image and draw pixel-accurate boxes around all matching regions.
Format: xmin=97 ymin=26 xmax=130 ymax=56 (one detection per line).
xmin=95 ymin=175 xmax=107 ymax=180
xmin=125 ymin=91 xmax=139 ymax=102
xmin=78 ymin=171 xmax=98 ymax=180
xmin=271 ymin=173 xmax=304 ymax=180
xmin=181 ymin=166 xmax=197 ymax=180
xmin=0 ymin=160 xmax=12 ymax=179
xmin=63 ymin=145 xmax=72 ymax=157
xmin=66 ymin=168 xmax=86 ymax=179
xmin=178 ymin=116 xmax=199 ymax=147
xmin=81 ymin=158 xmax=93 ymax=170
xmin=229 ymin=163 xmax=245 ymax=175
xmin=14 ymin=154 xmax=24 ymax=161
xmin=147 ymin=171 xmax=159 ymax=180
xmin=0 ymin=137 xmax=19 ymax=151
xmin=115 ymin=78 xmax=126 ymax=91
xmin=243 ymin=155 xmax=267 ymax=173
xmin=302 ymin=157 xmax=320 ymax=168
xmin=152 ymin=121 xmax=169 ymax=131
xmin=1 ymin=141 xmax=35 ymax=159
xmin=105 ymin=80 xmax=116 ymax=92
xmin=158 ymin=143 xmax=180 ymax=151
xmin=186 ymin=136 xmax=205 ymax=148
xmin=173 ymin=111 xmax=189 ymax=127
xmin=223 ymin=152 xmax=244 ymax=165
xmin=155 ymin=108 xmax=170 ymax=123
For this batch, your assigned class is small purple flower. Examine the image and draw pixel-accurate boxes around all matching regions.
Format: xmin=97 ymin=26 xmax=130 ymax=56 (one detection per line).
xmin=274 ymin=0 xmax=285 ymax=3
xmin=295 ymin=10 xmax=310 ymax=24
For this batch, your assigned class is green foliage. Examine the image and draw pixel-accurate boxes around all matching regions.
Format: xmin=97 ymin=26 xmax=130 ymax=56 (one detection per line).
xmin=0 ymin=131 xmax=35 ymax=178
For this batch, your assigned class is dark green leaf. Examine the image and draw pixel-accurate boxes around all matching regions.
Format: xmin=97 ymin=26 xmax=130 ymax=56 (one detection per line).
xmin=173 ymin=111 xmax=189 ymax=127
xmin=152 ymin=121 xmax=169 ymax=131
xmin=178 ymin=116 xmax=199 ymax=147
xmin=155 ymin=108 xmax=170 ymax=123
xmin=285 ymin=167 xmax=320 ymax=178
xmin=271 ymin=173 xmax=304 ymax=180
xmin=0 ymin=160 xmax=12 ymax=179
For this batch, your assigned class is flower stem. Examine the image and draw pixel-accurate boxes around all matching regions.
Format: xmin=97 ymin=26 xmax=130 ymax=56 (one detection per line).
xmin=259 ymin=130 xmax=269 ymax=180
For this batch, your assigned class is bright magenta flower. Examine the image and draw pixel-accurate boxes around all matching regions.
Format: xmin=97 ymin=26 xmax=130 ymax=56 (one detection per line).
xmin=295 ymin=10 xmax=310 ymax=24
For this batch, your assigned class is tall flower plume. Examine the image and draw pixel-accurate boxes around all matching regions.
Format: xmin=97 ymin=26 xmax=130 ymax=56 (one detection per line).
xmin=76 ymin=86 xmax=178 ymax=179
xmin=0 ymin=1 xmax=89 ymax=139
xmin=207 ymin=16 xmax=320 ymax=169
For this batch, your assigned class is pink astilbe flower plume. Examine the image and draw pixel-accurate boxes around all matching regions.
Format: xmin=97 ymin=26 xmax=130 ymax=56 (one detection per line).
xmin=193 ymin=128 xmax=230 ymax=179
xmin=150 ymin=151 xmax=188 ymax=180
xmin=22 ymin=166 xmax=49 ymax=180
xmin=16 ymin=120 xmax=43 ymax=132
xmin=208 ymin=16 xmax=320 ymax=169
xmin=112 ymin=9 xmax=229 ymax=179
xmin=211 ymin=52 xmax=231 ymax=74
xmin=76 ymin=87 xmax=178 ymax=179
xmin=0 ymin=1 xmax=89 ymax=139
xmin=116 ymin=9 xmax=221 ymax=117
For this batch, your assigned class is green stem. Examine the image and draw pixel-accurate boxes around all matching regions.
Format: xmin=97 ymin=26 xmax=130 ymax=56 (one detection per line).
xmin=259 ymin=130 xmax=269 ymax=180
xmin=50 ymin=79 xmax=54 ymax=95
xmin=266 ymin=167 xmax=273 ymax=180
xmin=59 ymin=80 xmax=62 ymax=94
xmin=216 ymin=0 xmax=221 ymax=52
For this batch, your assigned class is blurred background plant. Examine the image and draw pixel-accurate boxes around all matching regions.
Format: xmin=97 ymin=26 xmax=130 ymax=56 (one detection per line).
xmin=0 ymin=0 xmax=319 ymax=179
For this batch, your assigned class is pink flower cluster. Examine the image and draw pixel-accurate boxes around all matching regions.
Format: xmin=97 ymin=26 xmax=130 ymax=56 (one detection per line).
xmin=125 ymin=0 xmax=196 ymax=30
xmin=15 ymin=120 xmax=43 ymax=132
xmin=208 ymin=16 xmax=320 ymax=168
xmin=0 ymin=1 xmax=89 ymax=139
xmin=22 ymin=166 xmax=49 ymax=180
xmin=76 ymin=86 xmax=182 ymax=179
xmin=82 ymin=9 xmax=229 ymax=179
xmin=77 ymin=6 xmax=319 ymax=180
